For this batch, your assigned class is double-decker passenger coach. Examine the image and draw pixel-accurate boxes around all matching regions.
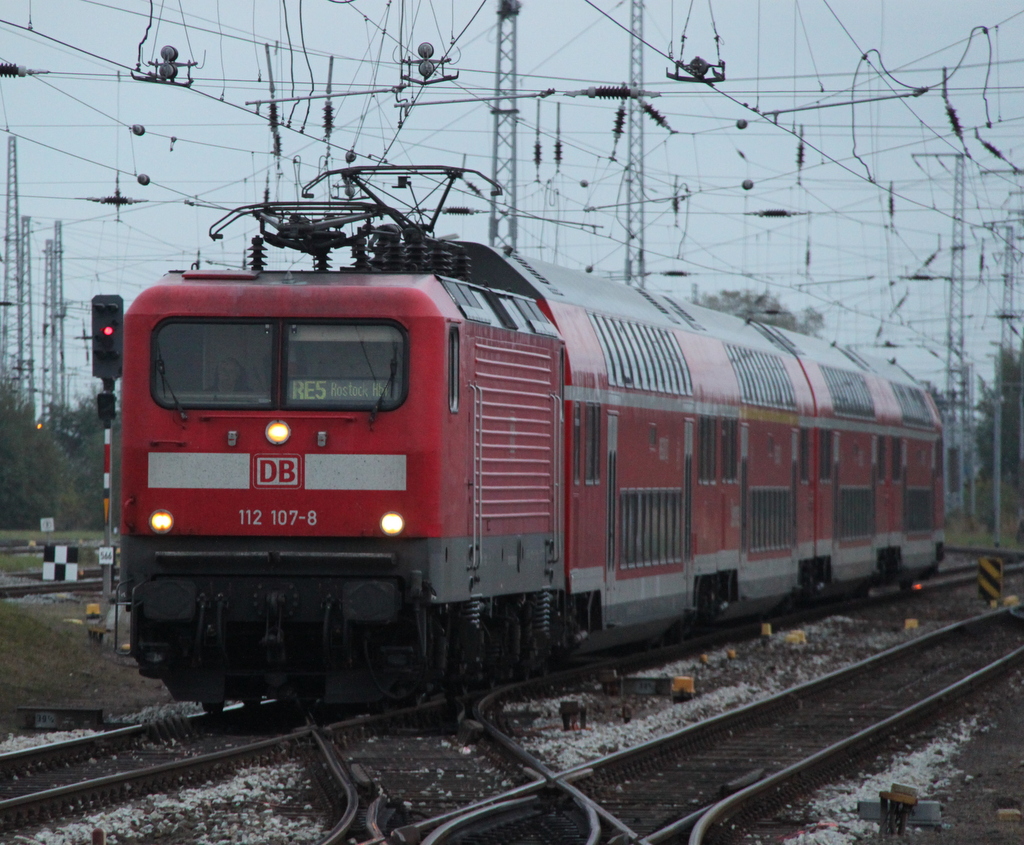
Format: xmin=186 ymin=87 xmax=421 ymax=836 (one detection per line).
xmin=118 ymin=166 xmax=943 ymax=708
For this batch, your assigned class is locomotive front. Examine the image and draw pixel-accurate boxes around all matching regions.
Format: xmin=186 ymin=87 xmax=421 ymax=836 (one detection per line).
xmin=120 ymin=271 xmax=449 ymax=706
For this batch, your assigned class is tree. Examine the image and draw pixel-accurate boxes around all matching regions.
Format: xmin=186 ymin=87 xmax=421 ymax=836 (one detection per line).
xmin=975 ymin=345 xmax=1023 ymax=492
xmin=695 ymin=289 xmax=825 ymax=337
xmin=0 ymin=385 xmax=64 ymax=529
xmin=0 ymin=387 xmax=108 ymax=530
xmin=48 ymin=397 xmax=111 ymax=530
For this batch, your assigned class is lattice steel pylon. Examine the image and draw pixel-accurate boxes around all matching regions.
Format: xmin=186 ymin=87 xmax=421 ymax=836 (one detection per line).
xmin=41 ymin=221 xmax=65 ymax=416
xmin=947 ymin=154 xmax=967 ymax=513
xmin=624 ymin=0 xmax=645 ymax=287
xmin=2 ymin=136 xmax=17 ymax=383
xmin=488 ymin=0 xmax=520 ymax=253
xmin=916 ymin=152 xmax=966 ymax=512
xmin=19 ymin=214 xmax=34 ymax=411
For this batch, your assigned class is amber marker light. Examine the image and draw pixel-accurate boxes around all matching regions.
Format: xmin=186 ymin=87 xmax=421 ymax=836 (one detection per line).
xmin=265 ymin=420 xmax=291 ymax=445
xmin=912 ymin=582 xmax=923 ymax=591
xmin=380 ymin=512 xmax=405 ymax=535
xmin=149 ymin=509 xmax=174 ymax=534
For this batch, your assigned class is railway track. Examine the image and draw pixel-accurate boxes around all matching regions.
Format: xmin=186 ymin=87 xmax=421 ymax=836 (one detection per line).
xmin=1 ymin=553 xmax=1012 ymax=843
xmin=0 ymin=709 xmax=356 ymax=844
xmin=403 ymin=608 xmax=1024 ymax=845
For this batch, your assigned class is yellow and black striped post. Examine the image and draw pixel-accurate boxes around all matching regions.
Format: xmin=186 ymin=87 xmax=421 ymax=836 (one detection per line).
xmin=978 ymin=556 xmax=1004 ymax=604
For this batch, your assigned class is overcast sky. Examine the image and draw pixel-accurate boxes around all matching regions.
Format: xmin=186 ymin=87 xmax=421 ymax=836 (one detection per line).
xmin=2 ymin=0 xmax=1023 ymax=403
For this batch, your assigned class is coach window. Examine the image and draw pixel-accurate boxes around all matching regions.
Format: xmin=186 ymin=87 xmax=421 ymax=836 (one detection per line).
xmin=152 ymin=321 xmax=273 ymax=408
xmin=819 ymin=429 xmax=832 ymax=481
xmin=573 ymin=404 xmax=582 ymax=485
xmin=877 ymin=436 xmax=887 ymax=483
xmin=585 ymin=403 xmax=601 ymax=484
xmin=284 ymin=323 xmax=406 ymax=410
xmin=892 ymin=436 xmax=902 ymax=481
xmin=799 ymin=428 xmax=810 ymax=483
xmin=721 ymin=418 xmax=738 ymax=482
xmin=698 ymin=416 xmax=717 ymax=483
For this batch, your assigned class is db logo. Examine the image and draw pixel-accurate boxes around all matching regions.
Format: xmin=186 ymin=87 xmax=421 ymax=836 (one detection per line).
xmin=253 ymin=454 xmax=302 ymax=488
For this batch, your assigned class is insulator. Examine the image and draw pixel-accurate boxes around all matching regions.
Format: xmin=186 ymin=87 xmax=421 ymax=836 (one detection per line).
xmin=136 ymin=174 xmax=150 ymax=186
xmin=612 ymin=104 xmax=626 ymax=138
xmin=590 ymin=85 xmax=633 ymax=98
xmin=313 ymin=252 xmax=330 ymax=272
xmin=0 ymin=64 xmax=27 ymax=77
xmin=404 ymin=241 xmax=425 ymax=271
xmin=443 ymin=206 xmax=475 ymax=215
xmin=641 ymin=102 xmax=673 ymax=132
xmin=130 ymin=124 xmax=146 ymax=136
xmin=463 ymin=180 xmax=483 ymax=198
xmin=736 ymin=119 xmax=748 ymax=129
xmin=796 ymin=140 xmax=805 ymax=170
xmin=430 ymin=241 xmax=454 ymax=276
xmin=160 ymin=45 xmax=179 ymax=62
xmin=742 ymin=179 xmax=754 ymax=191
xmin=351 ymin=238 xmax=370 ymax=270
xmin=554 ymin=139 xmax=563 ymax=166
xmin=450 ymin=243 xmax=471 ymax=281
xmin=249 ymin=236 xmax=266 ymax=272
xmin=945 ymin=103 xmax=963 ymax=141
xmin=322 ymin=101 xmax=334 ymax=135
xmin=755 ymin=209 xmax=794 ymax=217
xmin=534 ymin=139 xmax=541 ymax=169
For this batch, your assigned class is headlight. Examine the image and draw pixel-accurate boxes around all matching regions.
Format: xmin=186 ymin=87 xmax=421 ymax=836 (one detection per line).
xmin=265 ymin=420 xmax=291 ymax=445
xmin=149 ymin=509 xmax=174 ymax=534
xmin=380 ymin=512 xmax=405 ymax=535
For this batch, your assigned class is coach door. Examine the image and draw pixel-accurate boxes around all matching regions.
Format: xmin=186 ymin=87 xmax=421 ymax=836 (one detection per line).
xmin=739 ymin=423 xmax=749 ymax=565
xmin=604 ymin=412 xmax=620 ymax=600
xmin=831 ymin=431 xmax=841 ymax=555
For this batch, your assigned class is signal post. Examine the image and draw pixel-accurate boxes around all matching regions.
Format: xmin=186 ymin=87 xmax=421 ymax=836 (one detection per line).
xmin=91 ymin=294 xmax=122 ymax=605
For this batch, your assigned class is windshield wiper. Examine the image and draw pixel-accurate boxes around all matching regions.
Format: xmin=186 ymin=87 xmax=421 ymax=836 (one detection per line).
xmin=368 ymin=352 xmax=398 ymax=427
xmin=155 ymin=344 xmax=188 ymax=421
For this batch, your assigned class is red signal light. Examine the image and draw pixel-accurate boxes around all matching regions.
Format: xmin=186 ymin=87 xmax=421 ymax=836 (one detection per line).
xmin=103 ymin=325 xmax=115 ymax=336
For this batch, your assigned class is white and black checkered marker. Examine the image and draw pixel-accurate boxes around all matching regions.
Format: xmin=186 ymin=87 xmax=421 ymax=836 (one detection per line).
xmin=42 ymin=545 xmax=79 ymax=582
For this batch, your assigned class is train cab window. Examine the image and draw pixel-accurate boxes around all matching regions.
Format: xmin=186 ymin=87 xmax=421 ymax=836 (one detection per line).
xmin=448 ymin=327 xmax=460 ymax=413
xmin=284 ymin=323 xmax=406 ymax=410
xmin=152 ymin=321 xmax=273 ymax=408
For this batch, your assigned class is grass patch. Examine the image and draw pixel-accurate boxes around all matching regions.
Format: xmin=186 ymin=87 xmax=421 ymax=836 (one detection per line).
xmin=0 ymin=597 xmax=172 ymax=737
xmin=0 ymin=530 xmax=104 ymax=544
xmin=0 ymin=552 xmax=42 ymax=574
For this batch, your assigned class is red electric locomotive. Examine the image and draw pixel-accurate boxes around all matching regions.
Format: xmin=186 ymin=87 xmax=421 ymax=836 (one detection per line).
xmin=119 ymin=166 xmax=943 ymax=707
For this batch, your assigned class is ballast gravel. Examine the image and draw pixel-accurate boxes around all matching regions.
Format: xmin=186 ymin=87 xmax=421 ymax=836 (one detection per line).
xmin=514 ymin=613 xmax=940 ymax=770
xmin=14 ymin=762 xmax=324 ymax=845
